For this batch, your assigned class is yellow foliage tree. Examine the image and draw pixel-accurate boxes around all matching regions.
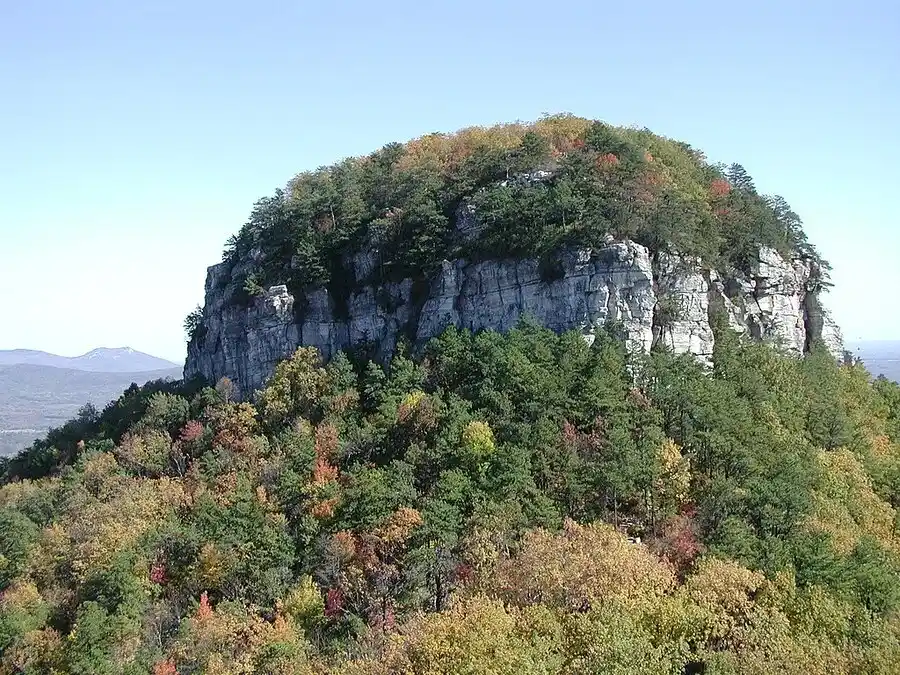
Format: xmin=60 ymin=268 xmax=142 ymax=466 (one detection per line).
xmin=256 ymin=346 xmax=328 ymax=427
xmin=807 ymin=448 xmax=898 ymax=555
xmin=28 ymin=470 xmax=185 ymax=584
xmin=486 ymin=520 xmax=675 ymax=612
xmin=115 ymin=429 xmax=172 ymax=477
xmin=0 ymin=627 xmax=65 ymax=674
xmin=280 ymin=575 xmax=325 ymax=633
xmin=169 ymin=599 xmax=314 ymax=675
xmin=461 ymin=421 xmax=495 ymax=463
xmin=653 ymin=438 xmax=691 ymax=518
xmin=339 ymin=596 xmax=560 ymax=675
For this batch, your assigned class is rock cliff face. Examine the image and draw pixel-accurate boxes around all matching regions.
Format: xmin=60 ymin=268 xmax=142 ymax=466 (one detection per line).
xmin=186 ymin=241 xmax=843 ymax=398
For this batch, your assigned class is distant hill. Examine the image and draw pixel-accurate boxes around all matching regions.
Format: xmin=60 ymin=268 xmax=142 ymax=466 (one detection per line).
xmin=0 ymin=347 xmax=179 ymax=373
xmin=0 ymin=362 xmax=182 ymax=456
xmin=848 ymin=340 xmax=900 ymax=382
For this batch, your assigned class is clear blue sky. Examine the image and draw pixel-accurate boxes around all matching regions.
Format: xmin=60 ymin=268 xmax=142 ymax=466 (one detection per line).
xmin=1 ymin=0 xmax=897 ymax=363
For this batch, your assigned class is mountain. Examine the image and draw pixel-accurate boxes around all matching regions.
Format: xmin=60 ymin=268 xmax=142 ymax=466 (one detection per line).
xmin=0 ymin=347 xmax=182 ymax=455
xmin=848 ymin=340 xmax=900 ymax=382
xmin=0 ymin=347 xmax=179 ymax=373
xmin=0 ymin=364 xmax=182 ymax=456
xmin=185 ymin=116 xmax=842 ymax=397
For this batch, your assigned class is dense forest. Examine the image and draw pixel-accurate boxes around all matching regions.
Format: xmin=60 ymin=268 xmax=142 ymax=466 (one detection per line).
xmin=3 ymin=318 xmax=900 ymax=673
xmin=192 ymin=115 xmax=827 ymax=330
xmin=3 ymin=119 xmax=891 ymax=673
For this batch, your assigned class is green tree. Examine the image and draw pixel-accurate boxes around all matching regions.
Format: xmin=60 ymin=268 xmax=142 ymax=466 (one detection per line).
xmin=0 ymin=508 xmax=39 ymax=590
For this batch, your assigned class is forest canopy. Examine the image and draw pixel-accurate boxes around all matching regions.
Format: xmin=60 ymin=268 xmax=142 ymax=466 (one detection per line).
xmin=218 ymin=115 xmax=827 ymax=310
xmin=2 ymin=321 xmax=900 ymax=673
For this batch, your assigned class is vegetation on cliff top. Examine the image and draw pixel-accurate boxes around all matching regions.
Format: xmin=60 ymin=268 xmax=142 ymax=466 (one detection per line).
xmin=3 ymin=320 xmax=900 ymax=673
xmin=217 ymin=115 xmax=827 ymax=311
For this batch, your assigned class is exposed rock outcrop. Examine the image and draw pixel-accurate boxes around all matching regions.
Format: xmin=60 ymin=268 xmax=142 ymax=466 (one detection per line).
xmin=414 ymin=243 xmax=655 ymax=356
xmin=743 ymin=247 xmax=810 ymax=352
xmin=821 ymin=314 xmax=845 ymax=361
xmin=654 ymin=253 xmax=715 ymax=363
xmin=186 ymin=240 xmax=843 ymax=398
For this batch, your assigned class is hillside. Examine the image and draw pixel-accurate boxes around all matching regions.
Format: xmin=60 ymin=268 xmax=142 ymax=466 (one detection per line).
xmin=3 ymin=325 xmax=900 ymax=673
xmin=0 ymin=364 xmax=182 ymax=456
xmin=3 ymin=119 xmax=900 ymax=673
xmin=0 ymin=347 xmax=178 ymax=373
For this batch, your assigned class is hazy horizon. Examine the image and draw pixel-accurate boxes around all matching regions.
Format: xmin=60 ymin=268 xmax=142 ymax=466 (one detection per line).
xmin=0 ymin=346 xmax=178 ymax=361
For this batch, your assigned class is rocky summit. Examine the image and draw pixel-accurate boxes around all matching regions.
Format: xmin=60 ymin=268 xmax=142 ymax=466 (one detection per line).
xmin=183 ymin=116 xmax=844 ymax=397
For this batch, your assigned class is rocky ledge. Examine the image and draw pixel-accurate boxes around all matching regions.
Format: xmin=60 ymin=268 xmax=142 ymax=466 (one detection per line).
xmin=185 ymin=241 xmax=843 ymax=398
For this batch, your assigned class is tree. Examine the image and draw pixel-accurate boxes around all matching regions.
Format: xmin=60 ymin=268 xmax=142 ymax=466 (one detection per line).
xmin=7 ymin=311 xmax=900 ymax=669
xmin=726 ymin=163 xmax=756 ymax=192
xmin=485 ymin=520 xmax=675 ymax=611
xmin=0 ymin=509 xmax=39 ymax=590
xmin=184 ymin=305 xmax=204 ymax=341
xmin=257 ymin=347 xmax=329 ymax=428
xmin=64 ymin=602 xmax=122 ymax=675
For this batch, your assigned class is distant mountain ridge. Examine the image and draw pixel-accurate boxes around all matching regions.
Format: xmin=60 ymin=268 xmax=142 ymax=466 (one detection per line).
xmin=0 ymin=362 xmax=183 ymax=456
xmin=0 ymin=347 xmax=182 ymax=455
xmin=0 ymin=347 xmax=179 ymax=373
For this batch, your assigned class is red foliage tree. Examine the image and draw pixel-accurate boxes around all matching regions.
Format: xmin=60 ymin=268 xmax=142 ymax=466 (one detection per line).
xmin=561 ymin=420 xmax=579 ymax=448
xmin=710 ymin=178 xmax=732 ymax=197
xmin=324 ymin=587 xmax=344 ymax=618
xmin=311 ymin=422 xmax=340 ymax=491
xmin=368 ymin=603 xmax=396 ymax=632
xmin=150 ymin=561 xmax=167 ymax=585
xmin=453 ymin=562 xmax=475 ymax=585
xmin=314 ymin=422 xmax=339 ymax=460
xmin=197 ymin=591 xmax=213 ymax=620
xmin=560 ymin=417 xmax=606 ymax=459
xmin=152 ymin=660 xmax=177 ymax=675
xmin=652 ymin=506 xmax=704 ymax=573
xmin=310 ymin=496 xmax=338 ymax=520
xmin=312 ymin=458 xmax=339 ymax=486
xmin=595 ymin=153 xmax=620 ymax=169
xmin=179 ymin=420 xmax=204 ymax=444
